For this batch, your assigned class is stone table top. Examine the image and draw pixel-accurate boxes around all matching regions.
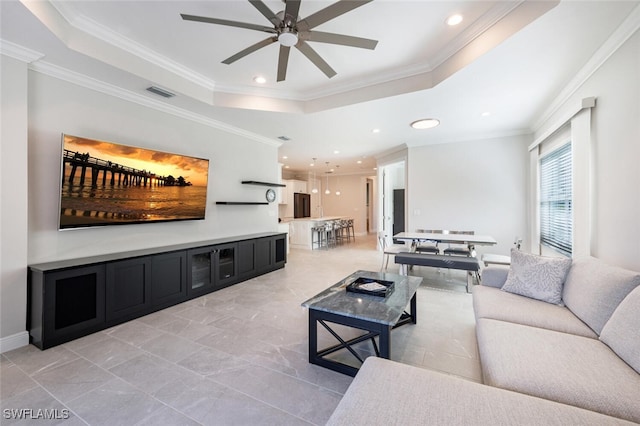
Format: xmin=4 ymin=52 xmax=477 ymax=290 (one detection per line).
xmin=301 ymin=270 xmax=423 ymax=325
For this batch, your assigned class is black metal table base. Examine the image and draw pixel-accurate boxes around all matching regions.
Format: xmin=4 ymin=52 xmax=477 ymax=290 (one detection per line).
xmin=308 ymin=293 xmax=417 ymax=376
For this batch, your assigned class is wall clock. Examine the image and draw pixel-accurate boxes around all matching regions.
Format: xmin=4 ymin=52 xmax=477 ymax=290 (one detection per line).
xmin=266 ymin=188 xmax=276 ymax=203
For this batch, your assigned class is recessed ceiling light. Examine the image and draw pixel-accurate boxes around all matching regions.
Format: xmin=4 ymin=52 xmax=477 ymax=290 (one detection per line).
xmin=285 ymin=165 xmax=290 ymax=168
xmin=411 ymin=118 xmax=440 ymax=129
xmin=481 ymin=111 xmax=491 ymax=117
xmin=282 ymin=155 xmax=288 ymax=159
xmin=357 ymin=160 xmax=362 ymax=164
xmin=372 ymin=128 xmax=380 ymax=133
xmin=333 ymin=150 xmax=340 ymax=154
xmin=446 ymin=14 xmax=463 ymax=26
xmin=253 ymin=76 xmax=266 ymax=84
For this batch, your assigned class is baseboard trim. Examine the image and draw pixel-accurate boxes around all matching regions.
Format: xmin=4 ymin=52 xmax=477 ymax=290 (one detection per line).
xmin=0 ymin=331 xmax=29 ymax=353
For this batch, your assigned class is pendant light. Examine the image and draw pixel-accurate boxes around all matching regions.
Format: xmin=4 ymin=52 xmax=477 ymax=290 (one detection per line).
xmin=311 ymin=158 xmax=318 ymax=193
xmin=324 ymin=162 xmax=331 ymax=195
xmin=335 ymin=165 xmax=341 ymax=196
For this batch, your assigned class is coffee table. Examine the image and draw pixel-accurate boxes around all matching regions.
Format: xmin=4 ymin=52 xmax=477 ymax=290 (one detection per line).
xmin=301 ymin=270 xmax=423 ymax=376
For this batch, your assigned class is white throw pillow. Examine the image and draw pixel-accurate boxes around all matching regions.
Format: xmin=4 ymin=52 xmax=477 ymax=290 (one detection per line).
xmin=501 ymin=249 xmax=572 ymax=305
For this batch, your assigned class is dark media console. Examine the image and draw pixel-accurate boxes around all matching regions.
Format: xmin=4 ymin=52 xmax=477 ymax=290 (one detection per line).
xmin=28 ymin=232 xmax=287 ymax=349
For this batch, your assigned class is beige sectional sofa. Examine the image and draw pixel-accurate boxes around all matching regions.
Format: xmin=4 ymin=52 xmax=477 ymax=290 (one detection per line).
xmin=328 ymin=256 xmax=640 ymax=425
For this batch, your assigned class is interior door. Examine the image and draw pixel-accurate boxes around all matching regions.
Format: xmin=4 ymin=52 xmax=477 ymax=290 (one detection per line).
xmin=393 ymin=189 xmax=405 ymax=237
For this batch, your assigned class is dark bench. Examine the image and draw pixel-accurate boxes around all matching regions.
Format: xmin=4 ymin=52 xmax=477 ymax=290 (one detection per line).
xmin=394 ymin=253 xmax=481 ymax=292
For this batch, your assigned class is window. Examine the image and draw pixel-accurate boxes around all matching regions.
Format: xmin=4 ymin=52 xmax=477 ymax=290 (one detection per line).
xmin=539 ymin=142 xmax=572 ymax=256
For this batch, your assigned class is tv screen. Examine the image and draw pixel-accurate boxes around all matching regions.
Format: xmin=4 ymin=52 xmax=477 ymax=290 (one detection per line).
xmin=59 ymin=134 xmax=209 ymax=229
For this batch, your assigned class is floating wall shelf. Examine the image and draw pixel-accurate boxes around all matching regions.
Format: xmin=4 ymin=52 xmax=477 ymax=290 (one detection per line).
xmin=216 ymin=201 xmax=269 ymax=205
xmin=241 ymin=181 xmax=286 ymax=187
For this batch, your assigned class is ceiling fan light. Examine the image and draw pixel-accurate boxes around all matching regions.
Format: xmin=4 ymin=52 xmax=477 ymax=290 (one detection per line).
xmin=278 ymin=30 xmax=298 ymax=47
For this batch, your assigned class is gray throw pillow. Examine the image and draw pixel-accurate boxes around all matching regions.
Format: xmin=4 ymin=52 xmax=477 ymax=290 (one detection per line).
xmin=501 ymin=249 xmax=572 ymax=305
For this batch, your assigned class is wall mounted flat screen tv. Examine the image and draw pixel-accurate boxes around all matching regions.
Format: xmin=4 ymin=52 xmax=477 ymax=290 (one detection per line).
xmin=59 ymin=134 xmax=209 ymax=230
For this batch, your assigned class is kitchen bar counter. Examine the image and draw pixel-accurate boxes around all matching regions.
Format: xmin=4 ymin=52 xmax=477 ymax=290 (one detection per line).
xmin=288 ymin=217 xmax=348 ymax=250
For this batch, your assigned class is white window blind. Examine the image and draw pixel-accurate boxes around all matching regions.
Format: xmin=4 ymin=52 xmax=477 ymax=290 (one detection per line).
xmin=539 ymin=142 xmax=572 ymax=256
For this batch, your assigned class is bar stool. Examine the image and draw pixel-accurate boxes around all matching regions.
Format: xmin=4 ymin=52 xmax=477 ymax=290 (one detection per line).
xmin=311 ymin=226 xmax=327 ymax=250
xmin=325 ymin=222 xmax=337 ymax=248
xmin=346 ymin=219 xmax=355 ymax=242
xmin=335 ymin=220 xmax=348 ymax=244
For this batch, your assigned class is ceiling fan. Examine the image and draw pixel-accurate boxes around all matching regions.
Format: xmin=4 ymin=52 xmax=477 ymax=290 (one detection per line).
xmin=181 ymin=0 xmax=378 ymax=82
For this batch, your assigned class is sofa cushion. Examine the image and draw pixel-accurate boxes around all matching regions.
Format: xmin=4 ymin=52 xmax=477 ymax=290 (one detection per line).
xmin=327 ymin=357 xmax=634 ymax=425
xmin=477 ymin=318 xmax=640 ymax=423
xmin=480 ymin=265 xmax=509 ymax=288
xmin=600 ymin=286 xmax=640 ymax=374
xmin=501 ymin=249 xmax=572 ymax=305
xmin=473 ymin=285 xmax=597 ymax=338
xmin=563 ymin=256 xmax=640 ymax=335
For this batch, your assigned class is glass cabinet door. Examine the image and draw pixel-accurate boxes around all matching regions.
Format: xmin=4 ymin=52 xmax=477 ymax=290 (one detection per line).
xmin=187 ymin=247 xmax=214 ymax=296
xmin=214 ymin=243 xmax=238 ymax=288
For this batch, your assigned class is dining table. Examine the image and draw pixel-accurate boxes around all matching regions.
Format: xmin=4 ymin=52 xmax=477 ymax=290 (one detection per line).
xmin=393 ymin=232 xmax=497 ymax=257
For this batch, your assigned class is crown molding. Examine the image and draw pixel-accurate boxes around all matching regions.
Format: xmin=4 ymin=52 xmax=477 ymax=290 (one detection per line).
xmin=0 ymin=39 xmax=44 ymax=63
xmin=428 ymin=1 xmax=523 ymax=70
xmin=231 ymin=1 xmax=526 ymax=102
xmin=405 ymin=129 xmax=532 ymax=148
xmin=41 ymin=0 xmax=540 ymax=108
xmin=29 ymin=61 xmax=280 ymax=148
xmin=532 ymin=4 xmax=640 ymax=132
xmin=49 ymin=1 xmax=216 ymax=91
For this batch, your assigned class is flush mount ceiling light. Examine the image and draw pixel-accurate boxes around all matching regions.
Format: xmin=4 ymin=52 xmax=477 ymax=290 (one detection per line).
xmin=411 ymin=118 xmax=440 ymax=129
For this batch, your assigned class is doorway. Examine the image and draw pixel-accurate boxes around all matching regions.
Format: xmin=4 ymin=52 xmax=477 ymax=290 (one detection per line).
xmin=380 ymin=161 xmax=406 ymax=239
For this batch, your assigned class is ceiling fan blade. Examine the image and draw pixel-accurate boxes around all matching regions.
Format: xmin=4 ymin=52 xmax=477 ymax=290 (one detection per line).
xmin=296 ymin=41 xmax=337 ymax=79
xmin=284 ymin=0 xmax=302 ymax=23
xmin=277 ymin=46 xmax=291 ymax=82
xmin=181 ymin=14 xmax=276 ymax=34
xmin=222 ymin=37 xmax=276 ymax=64
xmin=303 ymin=31 xmax=378 ymax=50
xmin=248 ymin=0 xmax=281 ymax=26
xmin=297 ymin=0 xmax=373 ymax=31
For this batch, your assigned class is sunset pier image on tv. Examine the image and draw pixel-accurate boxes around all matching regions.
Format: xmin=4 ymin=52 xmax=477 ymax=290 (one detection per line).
xmin=59 ymin=134 xmax=209 ymax=229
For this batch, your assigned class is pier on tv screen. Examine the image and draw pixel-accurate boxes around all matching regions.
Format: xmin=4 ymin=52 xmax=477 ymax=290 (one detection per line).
xmin=58 ymin=134 xmax=210 ymax=229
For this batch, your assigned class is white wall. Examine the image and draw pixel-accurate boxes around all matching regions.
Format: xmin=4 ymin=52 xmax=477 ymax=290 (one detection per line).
xmin=407 ymin=135 xmax=530 ymax=258
xmin=533 ymin=30 xmax=640 ymax=271
xmin=28 ymin=72 xmax=280 ymax=263
xmin=320 ymin=174 xmax=370 ymax=235
xmin=0 ymin=56 xmax=29 ymax=351
xmin=0 ymin=65 xmax=281 ymax=350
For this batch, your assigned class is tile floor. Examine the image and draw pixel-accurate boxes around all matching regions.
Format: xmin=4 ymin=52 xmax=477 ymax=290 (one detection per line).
xmin=1 ymin=234 xmax=481 ymax=425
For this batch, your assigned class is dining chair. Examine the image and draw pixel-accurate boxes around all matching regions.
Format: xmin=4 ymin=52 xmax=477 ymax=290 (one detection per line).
xmin=443 ymin=230 xmax=474 ymax=256
xmin=481 ymin=236 xmax=522 ymax=266
xmin=378 ymin=232 xmax=410 ymax=271
xmin=414 ymin=229 xmax=444 ymax=255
